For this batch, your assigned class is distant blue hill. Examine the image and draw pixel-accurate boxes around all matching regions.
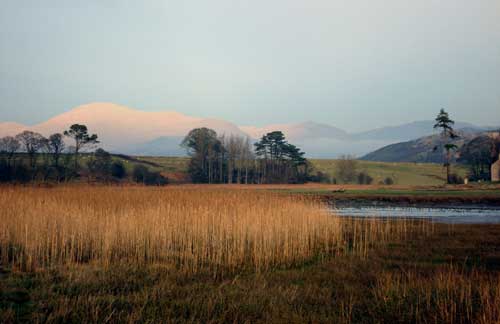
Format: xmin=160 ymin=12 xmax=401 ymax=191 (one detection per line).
xmin=127 ymin=136 xmax=186 ymax=157
xmin=353 ymin=120 xmax=485 ymax=142
xmin=361 ymin=129 xmax=488 ymax=163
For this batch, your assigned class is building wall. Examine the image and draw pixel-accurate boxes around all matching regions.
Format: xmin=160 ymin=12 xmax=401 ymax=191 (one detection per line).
xmin=493 ymin=160 xmax=500 ymax=182
xmin=487 ymin=131 xmax=500 ymax=140
xmin=488 ymin=135 xmax=500 ymax=182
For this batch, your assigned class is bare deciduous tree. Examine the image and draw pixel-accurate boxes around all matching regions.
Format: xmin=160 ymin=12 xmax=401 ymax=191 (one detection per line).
xmin=242 ymin=137 xmax=254 ymax=184
xmin=0 ymin=136 xmax=21 ymax=166
xmin=335 ymin=155 xmax=358 ymax=184
xmin=47 ymin=133 xmax=66 ymax=167
xmin=15 ymin=131 xmax=47 ymax=168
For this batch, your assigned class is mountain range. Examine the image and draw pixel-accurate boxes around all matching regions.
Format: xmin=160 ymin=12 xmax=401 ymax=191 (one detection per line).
xmin=0 ymin=102 xmax=492 ymax=158
xmin=361 ymin=131 xmax=474 ymax=163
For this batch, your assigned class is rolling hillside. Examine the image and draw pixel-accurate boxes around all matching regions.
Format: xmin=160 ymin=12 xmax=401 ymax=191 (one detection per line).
xmin=127 ymin=156 xmax=465 ymax=186
xmin=5 ymin=152 xmax=466 ymax=186
xmin=361 ymin=130 xmax=479 ymax=163
xmin=310 ymin=159 xmax=467 ymax=186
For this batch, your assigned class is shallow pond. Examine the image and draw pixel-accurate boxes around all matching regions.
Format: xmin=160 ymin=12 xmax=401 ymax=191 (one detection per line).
xmin=330 ymin=206 xmax=500 ymax=224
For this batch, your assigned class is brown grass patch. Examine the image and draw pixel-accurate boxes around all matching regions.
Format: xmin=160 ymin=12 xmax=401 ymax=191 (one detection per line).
xmin=2 ymin=186 xmax=500 ymax=323
xmin=0 ymin=186 xmax=423 ymax=274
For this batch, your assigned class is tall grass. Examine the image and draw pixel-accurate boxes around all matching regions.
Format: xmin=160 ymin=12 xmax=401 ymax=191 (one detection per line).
xmin=2 ymin=187 xmax=326 ymax=273
xmin=2 ymin=186 xmax=499 ymax=323
xmin=0 ymin=186 xmax=420 ymax=274
xmin=373 ymin=265 xmax=500 ymax=324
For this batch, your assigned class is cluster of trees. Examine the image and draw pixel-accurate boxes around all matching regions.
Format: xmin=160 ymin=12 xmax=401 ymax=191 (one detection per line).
xmin=254 ymin=131 xmax=308 ymax=183
xmin=459 ymin=134 xmax=500 ymax=181
xmin=0 ymin=125 xmax=98 ymax=183
xmin=433 ymin=108 xmax=500 ymax=183
xmin=132 ymin=164 xmax=168 ymax=186
xmin=182 ymin=128 xmax=309 ymax=184
xmin=5 ymin=107 xmax=500 ymax=187
xmin=0 ymin=124 xmax=167 ymax=185
xmin=333 ymin=155 xmax=393 ymax=185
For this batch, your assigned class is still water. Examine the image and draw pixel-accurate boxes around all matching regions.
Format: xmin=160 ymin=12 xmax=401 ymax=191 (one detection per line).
xmin=331 ymin=206 xmax=500 ymax=224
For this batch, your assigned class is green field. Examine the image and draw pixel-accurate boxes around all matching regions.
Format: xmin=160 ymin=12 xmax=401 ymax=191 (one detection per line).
xmin=6 ymin=153 xmax=468 ymax=186
xmin=310 ymin=159 xmax=467 ymax=186
xmin=129 ymin=156 xmax=467 ymax=186
xmin=134 ymin=156 xmax=189 ymax=173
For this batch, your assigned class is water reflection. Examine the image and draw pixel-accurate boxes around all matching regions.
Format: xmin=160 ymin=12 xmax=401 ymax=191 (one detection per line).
xmin=331 ymin=206 xmax=500 ymax=224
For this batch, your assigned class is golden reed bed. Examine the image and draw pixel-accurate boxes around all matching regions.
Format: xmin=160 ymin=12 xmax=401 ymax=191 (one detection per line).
xmin=0 ymin=186 xmax=418 ymax=273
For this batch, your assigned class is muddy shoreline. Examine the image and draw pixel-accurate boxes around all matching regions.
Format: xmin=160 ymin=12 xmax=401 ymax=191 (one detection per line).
xmin=318 ymin=195 xmax=500 ymax=208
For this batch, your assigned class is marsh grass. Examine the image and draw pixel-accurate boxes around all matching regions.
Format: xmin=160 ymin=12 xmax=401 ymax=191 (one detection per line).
xmin=0 ymin=186 xmax=406 ymax=274
xmin=0 ymin=187 xmax=428 ymax=274
xmin=372 ymin=265 xmax=500 ymax=324
xmin=2 ymin=186 xmax=498 ymax=323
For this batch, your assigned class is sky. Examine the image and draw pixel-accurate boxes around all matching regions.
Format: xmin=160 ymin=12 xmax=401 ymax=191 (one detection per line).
xmin=1 ymin=0 xmax=499 ymax=132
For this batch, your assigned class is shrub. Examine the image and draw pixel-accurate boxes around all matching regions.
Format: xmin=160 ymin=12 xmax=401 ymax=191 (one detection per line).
xmin=111 ymin=161 xmax=127 ymax=179
xmin=335 ymin=155 xmax=358 ymax=183
xmin=0 ymin=159 xmax=32 ymax=183
xmin=310 ymin=171 xmax=331 ymax=183
xmin=357 ymin=172 xmax=373 ymax=185
xmin=145 ymin=171 xmax=168 ymax=186
xmin=133 ymin=165 xmax=168 ymax=186
xmin=383 ymin=177 xmax=394 ymax=185
xmin=448 ymin=173 xmax=464 ymax=185
xmin=0 ymin=158 xmax=11 ymax=182
xmin=87 ymin=149 xmax=112 ymax=180
xmin=132 ymin=165 xmax=148 ymax=183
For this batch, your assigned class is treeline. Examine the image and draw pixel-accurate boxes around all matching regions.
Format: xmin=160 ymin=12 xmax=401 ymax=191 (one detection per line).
xmin=458 ymin=134 xmax=500 ymax=181
xmin=433 ymin=109 xmax=500 ymax=183
xmin=312 ymin=155 xmax=394 ymax=185
xmin=0 ymin=124 xmax=167 ymax=185
xmin=182 ymin=128 xmax=309 ymax=184
xmin=2 ymin=124 xmax=402 ymax=186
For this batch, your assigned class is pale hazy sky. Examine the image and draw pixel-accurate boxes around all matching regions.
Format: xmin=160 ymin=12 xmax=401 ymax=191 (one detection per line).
xmin=1 ymin=0 xmax=499 ymax=131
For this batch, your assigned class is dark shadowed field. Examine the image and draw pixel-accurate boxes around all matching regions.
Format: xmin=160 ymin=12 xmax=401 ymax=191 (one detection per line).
xmin=1 ymin=222 xmax=500 ymax=323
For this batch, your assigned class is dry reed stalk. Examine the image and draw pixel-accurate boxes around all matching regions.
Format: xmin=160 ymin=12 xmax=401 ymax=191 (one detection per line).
xmin=0 ymin=186 xmax=429 ymax=274
xmin=373 ymin=265 xmax=500 ymax=324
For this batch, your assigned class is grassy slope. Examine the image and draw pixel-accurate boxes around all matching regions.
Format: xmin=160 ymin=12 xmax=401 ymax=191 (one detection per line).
xmin=134 ymin=156 xmax=467 ymax=186
xmin=134 ymin=156 xmax=189 ymax=173
xmin=7 ymin=154 xmax=468 ymax=186
xmin=311 ymin=159 xmax=468 ymax=186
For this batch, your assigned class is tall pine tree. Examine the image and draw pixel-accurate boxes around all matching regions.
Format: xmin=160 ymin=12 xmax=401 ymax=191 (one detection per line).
xmin=434 ymin=109 xmax=458 ymax=184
